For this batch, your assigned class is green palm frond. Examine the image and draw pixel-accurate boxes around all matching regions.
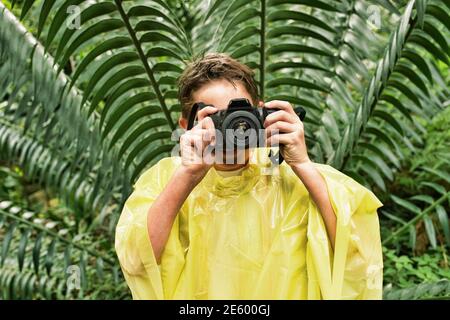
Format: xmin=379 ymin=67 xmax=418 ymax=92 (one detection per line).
xmin=384 ymin=279 xmax=450 ymax=300
xmin=331 ymin=0 xmax=449 ymax=175
xmin=382 ymin=167 xmax=450 ymax=249
xmin=0 ymin=200 xmax=123 ymax=299
xmin=0 ymin=5 xmax=123 ymax=217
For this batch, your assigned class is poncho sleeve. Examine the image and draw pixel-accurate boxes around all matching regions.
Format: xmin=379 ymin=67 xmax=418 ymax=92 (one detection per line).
xmin=305 ymin=163 xmax=384 ymax=300
xmin=114 ymin=157 xmax=187 ymax=299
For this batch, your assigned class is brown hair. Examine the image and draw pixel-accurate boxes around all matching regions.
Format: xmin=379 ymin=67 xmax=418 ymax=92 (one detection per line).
xmin=177 ymin=53 xmax=260 ymax=119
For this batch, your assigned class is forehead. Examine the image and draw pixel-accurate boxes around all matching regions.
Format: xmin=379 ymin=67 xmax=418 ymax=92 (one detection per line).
xmin=192 ymin=79 xmax=253 ymax=110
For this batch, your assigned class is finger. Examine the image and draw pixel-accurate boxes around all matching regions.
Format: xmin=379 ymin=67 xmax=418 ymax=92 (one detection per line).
xmin=180 ymin=135 xmax=202 ymax=161
xmin=193 ymin=116 xmax=216 ymax=131
xmin=191 ymin=126 xmax=216 ymax=138
xmin=200 ymin=116 xmax=216 ymax=130
xmin=265 ymin=121 xmax=297 ymax=138
xmin=203 ymin=144 xmax=216 ymax=165
xmin=185 ymin=130 xmax=216 ymax=152
xmin=264 ymin=100 xmax=296 ymax=115
xmin=182 ymin=132 xmax=216 ymax=164
xmin=181 ymin=134 xmax=199 ymax=148
xmin=264 ymin=110 xmax=298 ymax=127
xmin=197 ymin=106 xmax=218 ymax=121
xmin=190 ymin=129 xmax=215 ymax=144
xmin=266 ymin=132 xmax=296 ymax=147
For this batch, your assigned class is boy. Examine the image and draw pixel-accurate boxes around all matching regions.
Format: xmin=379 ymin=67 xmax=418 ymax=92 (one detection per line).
xmin=115 ymin=53 xmax=383 ymax=299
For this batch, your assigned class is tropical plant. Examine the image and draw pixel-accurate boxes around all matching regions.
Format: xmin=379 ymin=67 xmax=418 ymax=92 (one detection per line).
xmin=0 ymin=0 xmax=448 ymax=299
xmin=384 ymin=279 xmax=450 ymax=300
xmin=0 ymin=199 xmax=127 ymax=299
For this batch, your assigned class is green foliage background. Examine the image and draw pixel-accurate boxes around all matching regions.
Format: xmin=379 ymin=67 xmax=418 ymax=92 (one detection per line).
xmin=0 ymin=0 xmax=448 ymax=299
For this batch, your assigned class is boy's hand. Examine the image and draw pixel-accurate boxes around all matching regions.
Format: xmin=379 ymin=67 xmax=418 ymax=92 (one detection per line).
xmin=179 ymin=106 xmax=217 ymax=178
xmin=263 ymin=100 xmax=311 ymax=167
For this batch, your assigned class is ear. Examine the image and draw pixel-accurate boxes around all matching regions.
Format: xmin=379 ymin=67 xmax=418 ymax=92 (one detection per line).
xmin=179 ymin=117 xmax=187 ymax=130
xmin=258 ymin=100 xmax=264 ymax=107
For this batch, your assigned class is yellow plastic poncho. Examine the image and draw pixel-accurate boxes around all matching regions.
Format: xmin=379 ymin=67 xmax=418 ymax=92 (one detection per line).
xmin=115 ymin=148 xmax=383 ymax=300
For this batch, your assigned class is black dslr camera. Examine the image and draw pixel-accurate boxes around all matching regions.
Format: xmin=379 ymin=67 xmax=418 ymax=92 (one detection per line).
xmin=186 ymin=98 xmax=306 ymax=164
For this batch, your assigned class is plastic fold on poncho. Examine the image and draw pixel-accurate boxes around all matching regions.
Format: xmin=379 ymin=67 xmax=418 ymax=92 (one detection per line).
xmin=115 ymin=148 xmax=383 ymax=300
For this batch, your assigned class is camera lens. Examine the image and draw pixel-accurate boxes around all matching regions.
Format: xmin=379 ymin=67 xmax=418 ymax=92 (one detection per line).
xmin=233 ymin=120 xmax=251 ymax=135
xmin=222 ymin=111 xmax=261 ymax=149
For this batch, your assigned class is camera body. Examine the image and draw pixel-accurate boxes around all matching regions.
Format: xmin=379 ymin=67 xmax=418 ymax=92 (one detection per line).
xmin=191 ymin=98 xmax=306 ymax=151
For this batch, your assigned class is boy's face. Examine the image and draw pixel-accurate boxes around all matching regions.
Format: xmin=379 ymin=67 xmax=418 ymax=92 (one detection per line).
xmin=179 ymin=79 xmax=258 ymax=171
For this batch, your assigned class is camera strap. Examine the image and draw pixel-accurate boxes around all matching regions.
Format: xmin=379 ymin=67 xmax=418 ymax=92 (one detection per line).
xmin=187 ymin=102 xmax=207 ymax=130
